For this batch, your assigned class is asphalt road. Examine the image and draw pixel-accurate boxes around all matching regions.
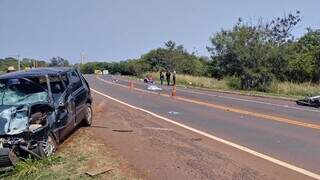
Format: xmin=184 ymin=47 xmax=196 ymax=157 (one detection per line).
xmin=86 ymin=75 xmax=320 ymax=179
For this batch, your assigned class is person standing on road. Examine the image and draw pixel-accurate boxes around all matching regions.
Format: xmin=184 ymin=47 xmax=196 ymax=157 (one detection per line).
xmin=160 ymin=71 xmax=165 ymax=85
xmin=172 ymin=70 xmax=176 ymax=85
xmin=166 ymin=70 xmax=171 ymax=85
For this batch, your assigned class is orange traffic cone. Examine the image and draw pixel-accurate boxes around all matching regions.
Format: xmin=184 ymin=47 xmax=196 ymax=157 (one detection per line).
xmin=172 ymin=85 xmax=177 ymax=96
xmin=129 ymin=81 xmax=134 ymax=90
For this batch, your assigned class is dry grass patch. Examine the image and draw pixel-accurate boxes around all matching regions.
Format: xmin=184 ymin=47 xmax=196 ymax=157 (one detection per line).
xmin=268 ymin=81 xmax=320 ymax=97
xmin=146 ymin=72 xmax=228 ymax=89
xmin=131 ymin=72 xmax=320 ymax=99
xmin=1 ymin=129 xmax=132 ymax=180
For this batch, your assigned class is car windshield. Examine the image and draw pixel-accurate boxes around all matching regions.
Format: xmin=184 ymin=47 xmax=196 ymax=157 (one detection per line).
xmin=0 ymin=77 xmax=49 ymax=106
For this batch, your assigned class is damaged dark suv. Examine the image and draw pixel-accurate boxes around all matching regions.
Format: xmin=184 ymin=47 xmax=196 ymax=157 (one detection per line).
xmin=0 ymin=68 xmax=92 ymax=170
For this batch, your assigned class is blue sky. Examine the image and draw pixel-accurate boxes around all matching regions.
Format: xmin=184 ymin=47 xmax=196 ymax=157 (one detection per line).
xmin=0 ymin=0 xmax=319 ymax=63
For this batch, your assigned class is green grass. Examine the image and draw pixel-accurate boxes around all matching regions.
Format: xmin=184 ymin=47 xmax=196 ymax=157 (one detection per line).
xmin=135 ymin=72 xmax=320 ymax=99
xmin=0 ymin=130 xmax=132 ymax=180
xmin=0 ymin=156 xmax=62 ymax=180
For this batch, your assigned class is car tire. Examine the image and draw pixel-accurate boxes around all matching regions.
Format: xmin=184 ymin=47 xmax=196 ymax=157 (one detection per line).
xmin=35 ymin=134 xmax=57 ymax=157
xmin=82 ymin=103 xmax=92 ymax=126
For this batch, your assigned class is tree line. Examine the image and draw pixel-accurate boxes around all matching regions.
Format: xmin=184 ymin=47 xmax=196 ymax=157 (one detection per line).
xmin=80 ymin=41 xmax=209 ymax=77
xmin=0 ymin=57 xmax=70 ymax=73
xmin=1 ymin=11 xmax=319 ymax=92
xmin=81 ymin=11 xmax=320 ymax=91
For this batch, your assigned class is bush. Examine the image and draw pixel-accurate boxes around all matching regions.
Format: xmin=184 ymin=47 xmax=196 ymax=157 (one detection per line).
xmin=240 ymin=71 xmax=274 ymax=91
xmin=227 ymin=76 xmax=242 ymax=90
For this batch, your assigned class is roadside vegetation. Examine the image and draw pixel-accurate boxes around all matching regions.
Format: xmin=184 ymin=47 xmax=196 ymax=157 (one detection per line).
xmin=0 ymin=57 xmax=69 ymax=73
xmin=1 ymin=11 xmax=319 ymax=98
xmin=78 ymin=11 xmax=320 ymax=98
xmin=133 ymin=72 xmax=320 ymax=98
xmin=0 ymin=129 xmax=130 ymax=180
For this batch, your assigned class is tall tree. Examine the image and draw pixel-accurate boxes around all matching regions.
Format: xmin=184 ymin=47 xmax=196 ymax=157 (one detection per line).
xmin=207 ymin=12 xmax=302 ymax=90
xmin=48 ymin=57 xmax=69 ymax=67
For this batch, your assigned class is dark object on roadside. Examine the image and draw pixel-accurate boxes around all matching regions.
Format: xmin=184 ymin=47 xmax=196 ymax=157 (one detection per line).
xmin=160 ymin=72 xmax=165 ymax=85
xmin=296 ymin=96 xmax=320 ymax=108
xmin=86 ymin=167 xmax=113 ymax=177
xmin=166 ymin=71 xmax=171 ymax=85
xmin=191 ymin=138 xmax=202 ymax=141
xmin=143 ymin=75 xmax=154 ymax=83
xmin=112 ymin=129 xmax=133 ymax=132
xmin=0 ymin=67 xmax=92 ymax=170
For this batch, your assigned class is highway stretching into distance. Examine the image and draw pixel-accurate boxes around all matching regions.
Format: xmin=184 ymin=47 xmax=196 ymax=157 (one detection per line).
xmin=86 ymin=75 xmax=320 ymax=179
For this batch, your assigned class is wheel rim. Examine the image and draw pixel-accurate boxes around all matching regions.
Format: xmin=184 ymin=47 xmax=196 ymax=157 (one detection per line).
xmin=42 ymin=136 xmax=55 ymax=156
xmin=86 ymin=106 xmax=92 ymax=124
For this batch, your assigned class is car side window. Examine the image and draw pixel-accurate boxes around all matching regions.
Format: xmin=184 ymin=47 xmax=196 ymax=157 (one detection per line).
xmin=68 ymin=70 xmax=82 ymax=91
xmin=61 ymin=74 xmax=69 ymax=87
xmin=78 ymin=72 xmax=89 ymax=90
xmin=49 ymin=76 xmax=66 ymax=102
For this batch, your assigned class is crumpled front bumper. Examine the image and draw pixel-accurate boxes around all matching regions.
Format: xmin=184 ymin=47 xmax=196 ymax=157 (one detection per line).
xmin=0 ymin=148 xmax=18 ymax=171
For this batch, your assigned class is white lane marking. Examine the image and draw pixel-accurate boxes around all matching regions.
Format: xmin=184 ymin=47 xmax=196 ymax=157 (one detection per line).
xmin=97 ymin=77 xmax=320 ymax=130
xmin=91 ymin=88 xmax=320 ymax=180
xmin=108 ymin=76 xmax=320 ymax=113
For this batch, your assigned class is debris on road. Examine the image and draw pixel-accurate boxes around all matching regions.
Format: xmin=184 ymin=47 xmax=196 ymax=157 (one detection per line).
xmin=144 ymin=74 xmax=154 ymax=83
xmin=86 ymin=167 xmax=113 ymax=177
xmin=85 ymin=90 xmax=298 ymax=180
xmin=168 ymin=111 xmax=180 ymax=115
xmin=147 ymin=85 xmax=162 ymax=91
xmin=191 ymin=138 xmax=202 ymax=141
xmin=112 ymin=129 xmax=134 ymax=132
xmin=296 ymin=95 xmax=320 ymax=108
xmin=143 ymin=127 xmax=173 ymax=131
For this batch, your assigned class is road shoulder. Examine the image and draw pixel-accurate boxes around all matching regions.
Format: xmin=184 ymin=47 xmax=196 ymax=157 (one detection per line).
xmin=88 ymin=92 xmax=312 ymax=180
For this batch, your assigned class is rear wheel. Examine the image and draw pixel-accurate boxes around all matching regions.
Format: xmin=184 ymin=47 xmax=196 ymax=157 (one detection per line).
xmin=82 ymin=103 xmax=92 ymax=126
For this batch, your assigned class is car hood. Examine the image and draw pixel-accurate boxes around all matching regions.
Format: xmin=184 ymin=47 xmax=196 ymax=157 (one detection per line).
xmin=0 ymin=105 xmax=29 ymax=135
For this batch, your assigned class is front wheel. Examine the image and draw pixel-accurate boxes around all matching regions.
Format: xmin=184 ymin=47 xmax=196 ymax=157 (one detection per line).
xmin=82 ymin=103 xmax=93 ymax=126
xmin=34 ymin=134 xmax=57 ymax=157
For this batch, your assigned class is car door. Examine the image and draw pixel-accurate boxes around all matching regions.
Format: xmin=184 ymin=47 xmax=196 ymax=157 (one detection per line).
xmin=67 ymin=70 xmax=87 ymax=125
xmin=52 ymin=74 xmax=76 ymax=141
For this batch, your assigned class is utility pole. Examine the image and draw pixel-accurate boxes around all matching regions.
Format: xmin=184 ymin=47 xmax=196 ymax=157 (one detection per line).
xmin=17 ymin=55 xmax=20 ymax=71
xmin=78 ymin=52 xmax=84 ymax=70
xmin=80 ymin=52 xmax=85 ymax=64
